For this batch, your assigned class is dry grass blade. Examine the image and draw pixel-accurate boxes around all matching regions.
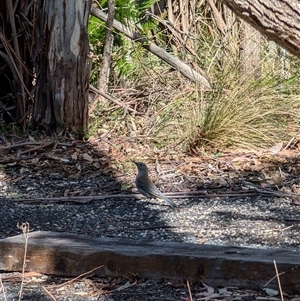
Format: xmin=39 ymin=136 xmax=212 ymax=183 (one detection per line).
xmin=17 ymin=222 xmax=30 ymax=301
xmin=187 ymin=280 xmax=194 ymax=301
xmin=0 ymin=279 xmax=8 ymax=301
xmin=42 ymin=286 xmax=57 ymax=301
xmin=185 ymin=69 xmax=300 ymax=151
xmin=274 ymin=260 xmax=284 ymax=301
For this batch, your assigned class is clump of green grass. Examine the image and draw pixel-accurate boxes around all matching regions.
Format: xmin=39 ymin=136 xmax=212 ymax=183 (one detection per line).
xmin=184 ymin=72 xmax=300 ymax=152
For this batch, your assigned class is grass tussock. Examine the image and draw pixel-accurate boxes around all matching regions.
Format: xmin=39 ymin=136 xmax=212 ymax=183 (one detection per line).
xmin=88 ymin=6 xmax=300 ymax=154
xmin=185 ymin=75 xmax=300 ymax=152
xmin=89 ymin=65 xmax=300 ymax=153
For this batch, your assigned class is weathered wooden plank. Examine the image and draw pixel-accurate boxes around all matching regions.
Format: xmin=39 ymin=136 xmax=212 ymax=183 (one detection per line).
xmin=0 ymin=231 xmax=299 ymax=293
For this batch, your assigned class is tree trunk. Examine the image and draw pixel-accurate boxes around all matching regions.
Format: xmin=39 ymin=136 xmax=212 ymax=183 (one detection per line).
xmin=239 ymin=21 xmax=261 ymax=78
xmin=222 ymin=0 xmax=300 ymax=59
xmin=30 ymin=0 xmax=92 ymax=133
xmin=97 ymin=0 xmax=115 ymax=95
xmin=91 ymin=0 xmax=115 ymax=112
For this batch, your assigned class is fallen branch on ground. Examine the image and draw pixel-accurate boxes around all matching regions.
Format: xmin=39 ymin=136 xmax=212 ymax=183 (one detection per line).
xmin=5 ymin=188 xmax=299 ymax=204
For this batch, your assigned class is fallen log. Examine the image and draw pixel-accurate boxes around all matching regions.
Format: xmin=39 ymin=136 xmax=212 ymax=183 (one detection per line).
xmin=0 ymin=231 xmax=299 ymax=293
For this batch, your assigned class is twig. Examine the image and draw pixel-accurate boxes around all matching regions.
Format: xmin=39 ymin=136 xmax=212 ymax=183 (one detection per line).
xmin=17 ymin=222 xmax=30 ymax=301
xmin=0 ymin=50 xmax=19 ymax=82
xmin=20 ymin=142 xmax=53 ymax=155
xmin=0 ymin=141 xmax=84 ymax=150
xmin=91 ymin=7 xmax=210 ymax=86
xmin=5 ymin=191 xmax=262 ymax=204
xmin=0 ymin=156 xmax=35 ymax=164
xmin=187 ymin=280 xmax=193 ymax=301
xmin=42 ymin=286 xmax=57 ymax=301
xmin=0 ymin=279 xmax=7 ymax=301
xmin=104 ymin=279 xmax=137 ymax=295
xmin=43 ymin=265 xmax=104 ymax=289
xmin=264 ymin=265 xmax=299 ymax=288
xmin=89 ymin=85 xmax=141 ymax=114
xmin=243 ymin=181 xmax=300 ymax=199
xmin=5 ymin=0 xmax=25 ymax=124
xmin=0 ymin=142 xmax=42 ymax=150
xmin=283 ymin=136 xmax=296 ymax=150
xmin=274 ymin=260 xmax=284 ymax=301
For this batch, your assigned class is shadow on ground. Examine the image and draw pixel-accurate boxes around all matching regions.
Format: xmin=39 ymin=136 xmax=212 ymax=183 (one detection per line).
xmin=1 ymin=137 xmax=300 ymax=300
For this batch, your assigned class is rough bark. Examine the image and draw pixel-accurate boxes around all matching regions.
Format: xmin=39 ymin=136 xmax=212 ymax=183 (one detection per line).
xmin=30 ymin=0 xmax=92 ymax=133
xmin=240 ymin=21 xmax=261 ymax=78
xmin=222 ymin=0 xmax=300 ymax=59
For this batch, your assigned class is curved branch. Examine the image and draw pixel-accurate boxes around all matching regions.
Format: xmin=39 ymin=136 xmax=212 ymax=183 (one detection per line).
xmin=222 ymin=0 xmax=300 ymax=58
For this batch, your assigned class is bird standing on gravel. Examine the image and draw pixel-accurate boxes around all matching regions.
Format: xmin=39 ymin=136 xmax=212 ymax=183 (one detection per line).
xmin=133 ymin=161 xmax=176 ymax=208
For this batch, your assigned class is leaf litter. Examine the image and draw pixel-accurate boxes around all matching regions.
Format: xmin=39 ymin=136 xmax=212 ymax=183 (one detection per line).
xmin=0 ymin=134 xmax=300 ymax=300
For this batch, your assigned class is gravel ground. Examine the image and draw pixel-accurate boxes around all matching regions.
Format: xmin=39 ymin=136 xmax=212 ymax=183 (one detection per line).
xmin=1 ymin=194 xmax=300 ymax=249
xmin=1 ymin=273 xmax=285 ymax=301
xmin=0 ymin=169 xmax=299 ymax=248
xmin=1 ymin=142 xmax=300 ymax=300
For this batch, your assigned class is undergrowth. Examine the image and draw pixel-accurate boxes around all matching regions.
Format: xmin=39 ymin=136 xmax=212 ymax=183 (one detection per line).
xmin=88 ymin=3 xmax=300 ymax=154
xmin=89 ymin=53 xmax=300 ymax=153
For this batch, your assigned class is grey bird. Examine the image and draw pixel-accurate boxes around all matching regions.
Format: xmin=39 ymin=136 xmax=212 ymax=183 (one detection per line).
xmin=133 ymin=161 xmax=176 ymax=208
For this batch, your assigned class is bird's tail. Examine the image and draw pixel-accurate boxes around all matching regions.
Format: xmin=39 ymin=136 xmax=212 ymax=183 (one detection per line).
xmin=160 ymin=195 xmax=176 ymax=208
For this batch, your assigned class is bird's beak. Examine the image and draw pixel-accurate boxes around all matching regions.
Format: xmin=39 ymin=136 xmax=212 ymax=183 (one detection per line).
xmin=131 ymin=160 xmax=138 ymax=165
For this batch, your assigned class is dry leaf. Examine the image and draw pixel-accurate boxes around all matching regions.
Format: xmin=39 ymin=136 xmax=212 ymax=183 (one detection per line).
xmin=28 ymin=135 xmax=36 ymax=142
xmin=82 ymin=153 xmax=93 ymax=162
xmin=71 ymin=152 xmax=78 ymax=160
xmin=74 ymin=292 xmax=88 ymax=296
xmin=269 ymin=142 xmax=283 ymax=155
xmin=93 ymin=162 xmax=101 ymax=168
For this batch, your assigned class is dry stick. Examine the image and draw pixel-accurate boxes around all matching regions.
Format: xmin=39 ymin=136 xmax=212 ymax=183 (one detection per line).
xmin=207 ymin=0 xmax=227 ymax=34
xmin=7 ymin=191 xmax=262 ymax=204
xmin=0 ymin=142 xmax=44 ymax=150
xmin=243 ymin=181 xmax=300 ymax=198
xmin=43 ymin=265 xmax=104 ymax=290
xmin=274 ymin=260 xmax=284 ymax=301
xmin=263 ymin=272 xmax=286 ymax=288
xmin=5 ymin=0 xmax=25 ymax=123
xmin=91 ymin=7 xmax=210 ymax=86
xmin=0 ymin=279 xmax=8 ymax=301
xmin=0 ymin=32 xmax=34 ymax=104
xmin=17 ymin=222 xmax=30 ymax=301
xmin=283 ymin=136 xmax=296 ymax=150
xmin=20 ymin=142 xmax=53 ymax=155
xmin=0 ymin=50 xmax=19 ymax=81
xmin=0 ymin=156 xmax=35 ymax=164
xmin=103 ymin=279 xmax=137 ymax=295
xmin=42 ymin=286 xmax=57 ymax=301
xmin=89 ymin=85 xmax=141 ymax=114
xmin=186 ymin=280 xmax=194 ymax=301
xmin=92 ymin=0 xmax=115 ymax=114
xmin=224 ymin=161 xmax=300 ymax=202
xmin=264 ymin=265 xmax=299 ymax=288
xmin=0 ymin=141 xmax=78 ymax=150
xmin=142 ymin=12 xmax=207 ymax=77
